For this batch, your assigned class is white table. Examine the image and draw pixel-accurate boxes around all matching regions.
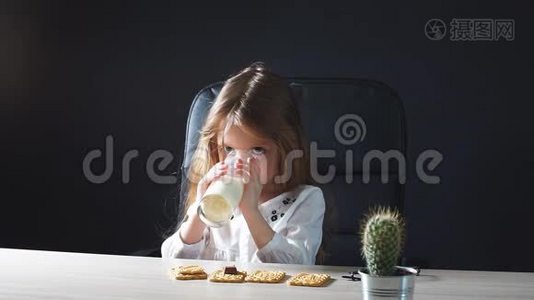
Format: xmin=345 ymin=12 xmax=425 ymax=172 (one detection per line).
xmin=1 ymin=248 xmax=533 ymax=299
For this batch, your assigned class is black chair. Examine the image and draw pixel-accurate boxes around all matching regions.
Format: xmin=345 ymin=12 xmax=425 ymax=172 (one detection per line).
xmin=178 ymin=78 xmax=406 ymax=266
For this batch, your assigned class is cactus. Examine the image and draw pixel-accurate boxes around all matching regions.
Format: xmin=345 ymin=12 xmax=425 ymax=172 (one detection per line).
xmin=361 ymin=207 xmax=405 ymax=276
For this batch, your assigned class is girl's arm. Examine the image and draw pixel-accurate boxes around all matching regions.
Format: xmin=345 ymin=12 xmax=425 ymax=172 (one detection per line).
xmin=162 ymin=161 xmax=228 ymax=258
xmin=238 ymin=158 xmax=325 ymax=264
xmin=239 ymin=156 xmax=276 ymax=249
xmin=241 ymin=208 xmax=275 ymax=249
xmin=254 ymin=187 xmax=325 ymax=265
xmin=161 ymin=203 xmax=207 ymax=258
xmin=178 ymin=207 xmax=206 ymax=244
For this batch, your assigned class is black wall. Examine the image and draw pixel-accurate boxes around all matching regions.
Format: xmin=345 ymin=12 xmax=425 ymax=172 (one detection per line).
xmin=2 ymin=1 xmax=533 ymax=271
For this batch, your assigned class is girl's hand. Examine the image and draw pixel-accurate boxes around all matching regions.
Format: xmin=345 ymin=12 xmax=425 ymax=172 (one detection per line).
xmin=180 ymin=161 xmax=228 ymax=245
xmin=238 ymin=157 xmax=264 ymax=213
xmin=237 ymin=156 xmax=275 ymax=249
xmin=195 ymin=161 xmax=228 ymax=203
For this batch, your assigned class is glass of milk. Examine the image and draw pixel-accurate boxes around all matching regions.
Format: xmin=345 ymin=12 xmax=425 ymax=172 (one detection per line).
xmin=197 ymin=155 xmax=246 ymax=227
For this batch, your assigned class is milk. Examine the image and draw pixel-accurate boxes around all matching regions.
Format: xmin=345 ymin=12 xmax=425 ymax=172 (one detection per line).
xmin=198 ymin=175 xmax=244 ymax=227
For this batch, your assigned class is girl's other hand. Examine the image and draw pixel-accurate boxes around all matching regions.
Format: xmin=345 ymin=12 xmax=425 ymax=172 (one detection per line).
xmin=239 ymin=157 xmax=263 ymax=213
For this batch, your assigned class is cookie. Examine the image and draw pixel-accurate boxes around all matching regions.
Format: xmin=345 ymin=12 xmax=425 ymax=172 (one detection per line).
xmin=287 ymin=273 xmax=330 ymax=287
xmin=173 ymin=272 xmax=208 ymax=280
xmin=170 ymin=265 xmax=207 ymax=280
xmin=245 ymin=270 xmax=286 ymax=283
xmin=209 ymin=269 xmax=247 ymax=283
xmin=176 ymin=265 xmax=205 ymax=275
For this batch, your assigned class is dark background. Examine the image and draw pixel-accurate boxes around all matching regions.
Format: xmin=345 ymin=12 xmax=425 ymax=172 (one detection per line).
xmin=1 ymin=0 xmax=533 ymax=271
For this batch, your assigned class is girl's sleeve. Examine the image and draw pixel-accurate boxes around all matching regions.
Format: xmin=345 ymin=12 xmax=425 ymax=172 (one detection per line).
xmin=255 ymin=186 xmax=325 ymax=265
xmin=161 ymin=203 xmax=208 ymax=259
xmin=161 ymin=227 xmax=206 ymax=259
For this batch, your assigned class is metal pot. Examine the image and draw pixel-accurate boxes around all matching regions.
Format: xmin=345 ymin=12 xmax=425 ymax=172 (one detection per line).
xmin=358 ymin=266 xmax=417 ymax=300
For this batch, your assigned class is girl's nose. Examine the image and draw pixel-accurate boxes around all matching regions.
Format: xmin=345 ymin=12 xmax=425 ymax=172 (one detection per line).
xmin=234 ymin=150 xmax=251 ymax=162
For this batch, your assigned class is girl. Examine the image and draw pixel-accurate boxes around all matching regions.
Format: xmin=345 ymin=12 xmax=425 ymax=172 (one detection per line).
xmin=161 ymin=62 xmax=325 ymax=265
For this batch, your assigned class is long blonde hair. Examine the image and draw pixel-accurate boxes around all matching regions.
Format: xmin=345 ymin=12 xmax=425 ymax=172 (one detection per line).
xmin=182 ymin=62 xmax=312 ymax=218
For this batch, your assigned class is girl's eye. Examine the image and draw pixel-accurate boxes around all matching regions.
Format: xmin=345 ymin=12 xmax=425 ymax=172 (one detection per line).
xmin=224 ymin=146 xmax=234 ymax=153
xmin=251 ymin=147 xmax=266 ymax=155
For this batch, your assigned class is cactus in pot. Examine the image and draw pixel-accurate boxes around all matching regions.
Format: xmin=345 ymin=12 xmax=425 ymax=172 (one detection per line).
xmin=361 ymin=207 xmax=404 ymax=276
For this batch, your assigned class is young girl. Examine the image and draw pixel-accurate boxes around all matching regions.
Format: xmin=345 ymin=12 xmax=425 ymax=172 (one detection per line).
xmin=161 ymin=62 xmax=325 ymax=265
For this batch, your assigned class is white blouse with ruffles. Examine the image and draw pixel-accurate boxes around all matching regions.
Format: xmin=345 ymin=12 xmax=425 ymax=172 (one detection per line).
xmin=161 ymin=184 xmax=325 ymax=265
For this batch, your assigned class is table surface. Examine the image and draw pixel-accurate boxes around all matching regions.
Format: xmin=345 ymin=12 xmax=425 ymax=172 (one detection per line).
xmin=1 ymin=248 xmax=533 ymax=300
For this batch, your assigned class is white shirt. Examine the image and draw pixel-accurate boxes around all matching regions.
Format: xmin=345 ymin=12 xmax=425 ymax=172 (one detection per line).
xmin=161 ymin=184 xmax=325 ymax=265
